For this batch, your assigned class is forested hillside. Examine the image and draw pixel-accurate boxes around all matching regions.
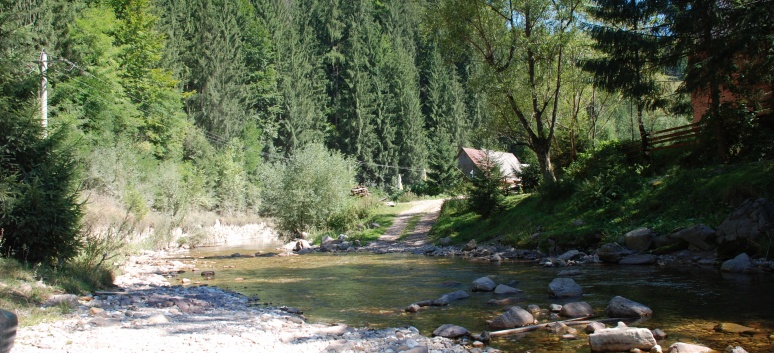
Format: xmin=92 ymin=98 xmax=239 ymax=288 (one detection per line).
xmin=1 ymin=0 xmax=771 ymax=266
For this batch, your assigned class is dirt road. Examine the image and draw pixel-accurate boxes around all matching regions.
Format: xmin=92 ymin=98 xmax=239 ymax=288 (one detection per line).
xmin=372 ymin=199 xmax=445 ymax=248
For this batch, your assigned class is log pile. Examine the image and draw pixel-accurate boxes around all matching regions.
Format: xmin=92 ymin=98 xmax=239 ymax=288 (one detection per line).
xmin=351 ymin=185 xmax=370 ymax=197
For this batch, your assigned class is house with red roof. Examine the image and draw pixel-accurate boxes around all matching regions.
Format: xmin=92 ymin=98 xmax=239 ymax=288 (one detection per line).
xmin=456 ymin=147 xmax=524 ymax=186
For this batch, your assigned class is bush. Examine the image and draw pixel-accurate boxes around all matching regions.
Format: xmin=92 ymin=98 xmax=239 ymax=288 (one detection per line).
xmin=559 ymin=141 xmax=644 ymax=209
xmin=261 ymin=144 xmax=355 ymax=237
xmin=466 ymin=153 xmax=506 ymax=218
xmin=518 ymin=163 xmax=542 ymax=192
xmin=0 ymin=112 xmax=84 ymax=266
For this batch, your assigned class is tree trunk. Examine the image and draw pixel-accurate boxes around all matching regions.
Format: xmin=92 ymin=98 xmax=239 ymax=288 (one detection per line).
xmin=534 ymin=140 xmax=557 ymax=184
xmin=636 ymin=101 xmax=648 ymax=159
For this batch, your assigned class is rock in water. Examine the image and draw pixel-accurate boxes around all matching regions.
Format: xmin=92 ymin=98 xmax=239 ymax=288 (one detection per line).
xmin=548 ymin=278 xmax=583 ymax=298
xmin=432 ymin=324 xmax=469 ymax=338
xmin=558 ymin=250 xmax=581 ymax=261
xmin=560 ymin=302 xmax=594 ymax=318
xmin=463 ymin=239 xmax=477 ymax=251
xmin=597 ymin=243 xmax=636 ymax=263
xmin=472 ymin=276 xmax=496 ymax=292
xmin=487 ymin=306 xmax=534 ymax=329
xmin=619 ymin=254 xmax=658 ymax=265
xmin=667 ymin=342 xmax=716 ymax=353
xmin=713 ymin=322 xmax=759 ymax=334
xmin=588 ymin=326 xmax=657 ymax=352
xmin=441 ymin=290 xmax=470 ymax=301
xmin=720 ymin=253 xmax=754 ymax=273
xmin=487 ymin=297 xmax=524 ymax=306
xmin=494 ymin=284 xmax=523 ymax=295
xmin=605 ymin=296 xmax=653 ymax=318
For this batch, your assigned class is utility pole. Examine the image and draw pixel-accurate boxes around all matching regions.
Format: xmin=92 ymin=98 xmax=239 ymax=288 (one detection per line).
xmin=40 ymin=48 xmax=48 ymax=136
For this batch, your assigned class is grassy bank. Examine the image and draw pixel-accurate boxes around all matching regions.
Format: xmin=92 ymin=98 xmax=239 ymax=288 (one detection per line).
xmin=431 ymin=161 xmax=774 ymax=255
xmin=0 ymin=258 xmax=115 ymax=327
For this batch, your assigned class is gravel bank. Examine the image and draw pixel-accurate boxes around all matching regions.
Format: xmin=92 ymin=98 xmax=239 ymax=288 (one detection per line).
xmin=13 ymin=251 xmax=486 ymax=353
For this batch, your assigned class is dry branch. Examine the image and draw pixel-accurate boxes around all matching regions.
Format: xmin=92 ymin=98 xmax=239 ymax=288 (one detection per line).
xmin=488 ymin=317 xmax=631 ymax=337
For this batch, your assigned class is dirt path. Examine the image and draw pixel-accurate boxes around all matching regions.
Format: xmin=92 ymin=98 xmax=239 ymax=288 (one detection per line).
xmin=370 ymin=199 xmax=445 ymax=249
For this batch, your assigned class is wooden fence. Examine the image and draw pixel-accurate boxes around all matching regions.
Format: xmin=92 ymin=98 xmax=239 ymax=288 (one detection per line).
xmin=646 ymin=122 xmax=702 ymax=152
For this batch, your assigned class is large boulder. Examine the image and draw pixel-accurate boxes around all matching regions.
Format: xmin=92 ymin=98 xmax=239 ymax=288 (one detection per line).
xmin=597 ymin=243 xmax=636 ymax=263
xmin=605 ymin=296 xmax=653 ymax=318
xmin=463 ymin=239 xmax=478 ymax=251
xmin=487 ymin=306 xmax=534 ymax=329
xmin=432 ymin=324 xmax=469 ymax=338
xmin=720 ymin=253 xmax=754 ymax=273
xmin=625 ymin=228 xmax=656 ymax=252
xmin=667 ymin=342 xmax=717 ymax=353
xmin=472 ymin=276 xmax=497 ymax=292
xmin=619 ymin=254 xmax=658 ymax=265
xmin=560 ymin=302 xmax=594 ymax=318
xmin=673 ymin=224 xmax=716 ymax=251
xmin=716 ymin=198 xmax=774 ymax=257
xmin=588 ymin=324 xmax=657 ymax=352
xmin=548 ymin=278 xmax=583 ymax=298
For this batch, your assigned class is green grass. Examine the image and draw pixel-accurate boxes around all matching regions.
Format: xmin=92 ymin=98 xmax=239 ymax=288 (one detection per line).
xmin=431 ymin=161 xmax=774 ymax=255
xmin=0 ymin=257 xmax=115 ymax=327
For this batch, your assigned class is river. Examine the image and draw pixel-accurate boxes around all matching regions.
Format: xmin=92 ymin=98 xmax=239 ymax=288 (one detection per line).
xmin=170 ymin=244 xmax=774 ymax=352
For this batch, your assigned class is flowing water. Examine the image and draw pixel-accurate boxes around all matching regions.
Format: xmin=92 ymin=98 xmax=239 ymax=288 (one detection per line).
xmin=171 ymin=243 xmax=774 ymax=352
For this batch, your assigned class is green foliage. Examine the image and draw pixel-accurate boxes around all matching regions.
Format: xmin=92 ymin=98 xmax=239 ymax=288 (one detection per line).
xmin=562 ymin=141 xmax=644 ymax=209
xmin=466 ymin=154 xmax=506 ymax=218
xmin=0 ymin=109 xmax=84 ymax=266
xmin=261 ymin=143 xmax=355 ymax=237
xmin=518 ymin=163 xmax=542 ymax=192
xmin=327 ymin=195 xmax=382 ymax=234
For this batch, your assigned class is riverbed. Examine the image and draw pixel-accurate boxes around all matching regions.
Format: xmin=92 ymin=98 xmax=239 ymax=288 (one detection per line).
xmin=173 ymin=244 xmax=774 ymax=353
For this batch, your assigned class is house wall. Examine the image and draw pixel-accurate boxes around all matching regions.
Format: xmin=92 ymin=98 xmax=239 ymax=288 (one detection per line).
xmin=457 ymin=153 xmax=478 ymax=177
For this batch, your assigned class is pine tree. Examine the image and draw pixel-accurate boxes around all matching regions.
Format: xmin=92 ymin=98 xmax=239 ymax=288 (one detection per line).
xmin=583 ymin=0 xmax=669 ymax=157
xmin=258 ymin=0 xmax=327 ymax=154
xmin=339 ymin=1 xmax=380 ymax=183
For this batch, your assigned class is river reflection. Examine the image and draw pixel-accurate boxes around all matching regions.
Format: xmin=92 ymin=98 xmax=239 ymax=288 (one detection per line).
xmin=173 ymin=245 xmax=774 ymax=353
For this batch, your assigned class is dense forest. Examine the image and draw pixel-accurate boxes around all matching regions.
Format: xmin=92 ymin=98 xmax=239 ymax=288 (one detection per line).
xmin=1 ymin=0 xmax=772 ymax=266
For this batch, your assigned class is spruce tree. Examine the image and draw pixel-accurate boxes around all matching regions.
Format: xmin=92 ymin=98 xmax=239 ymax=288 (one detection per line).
xmin=583 ymin=0 xmax=669 ymax=156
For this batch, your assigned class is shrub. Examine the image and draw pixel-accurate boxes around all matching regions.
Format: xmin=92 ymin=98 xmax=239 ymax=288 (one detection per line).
xmin=559 ymin=141 xmax=644 ymax=209
xmin=260 ymin=144 xmax=355 ymax=237
xmin=466 ymin=153 xmax=506 ymax=218
xmin=518 ymin=163 xmax=542 ymax=192
xmin=0 ymin=111 xmax=84 ymax=266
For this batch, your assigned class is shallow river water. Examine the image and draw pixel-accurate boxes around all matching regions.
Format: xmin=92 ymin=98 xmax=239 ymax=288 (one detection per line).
xmin=173 ymin=244 xmax=774 ymax=352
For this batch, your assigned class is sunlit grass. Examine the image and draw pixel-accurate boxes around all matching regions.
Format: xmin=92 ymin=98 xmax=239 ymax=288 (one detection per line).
xmin=430 ymin=161 xmax=774 ymax=254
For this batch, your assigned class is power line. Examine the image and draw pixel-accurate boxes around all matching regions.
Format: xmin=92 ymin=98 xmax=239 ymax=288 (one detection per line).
xmin=50 ymin=57 xmax=424 ymax=172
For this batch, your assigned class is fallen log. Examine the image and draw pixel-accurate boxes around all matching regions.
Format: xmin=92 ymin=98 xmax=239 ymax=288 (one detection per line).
xmin=488 ymin=317 xmax=632 ymax=338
